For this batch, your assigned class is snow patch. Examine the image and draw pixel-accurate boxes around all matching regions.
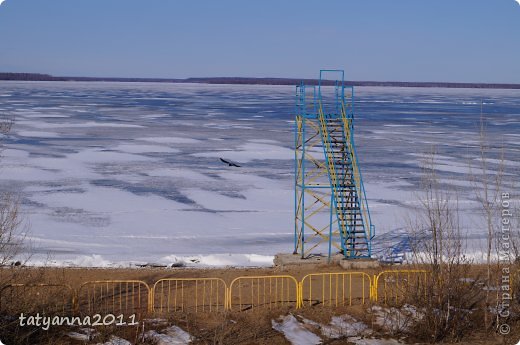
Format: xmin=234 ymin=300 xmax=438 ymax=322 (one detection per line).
xmin=27 ymin=253 xmax=274 ymax=268
xmin=30 ymin=254 xmax=114 ymax=268
xmin=272 ymin=315 xmax=322 ymax=345
xmin=67 ymin=328 xmax=98 ymax=341
xmin=320 ymin=314 xmax=371 ymax=338
xmin=162 ymin=253 xmax=274 ymax=267
xmin=66 ymin=254 xmax=113 ymax=267
xmin=95 ymin=336 xmax=132 ymax=345
xmin=273 ymin=314 xmax=404 ymax=345
xmin=348 ymin=337 xmax=403 ymax=345
xmin=298 ymin=314 xmax=371 ymax=339
xmin=67 ymin=332 xmax=90 ymax=341
xmin=144 ymin=326 xmax=193 ymax=345
xmin=370 ymin=305 xmax=422 ymax=333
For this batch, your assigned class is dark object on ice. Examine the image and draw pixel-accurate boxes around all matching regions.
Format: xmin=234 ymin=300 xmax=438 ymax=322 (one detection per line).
xmin=136 ymin=263 xmax=167 ymax=268
xmin=220 ymin=158 xmax=241 ymax=167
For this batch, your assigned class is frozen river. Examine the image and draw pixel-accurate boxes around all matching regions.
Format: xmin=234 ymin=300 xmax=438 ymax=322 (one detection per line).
xmin=0 ymin=81 xmax=518 ymax=266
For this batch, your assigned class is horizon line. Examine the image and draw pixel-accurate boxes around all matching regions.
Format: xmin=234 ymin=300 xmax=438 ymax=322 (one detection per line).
xmin=1 ymin=72 xmax=519 ymax=89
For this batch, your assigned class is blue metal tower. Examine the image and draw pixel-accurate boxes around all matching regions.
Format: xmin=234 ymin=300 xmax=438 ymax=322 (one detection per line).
xmin=294 ymin=70 xmax=375 ymax=259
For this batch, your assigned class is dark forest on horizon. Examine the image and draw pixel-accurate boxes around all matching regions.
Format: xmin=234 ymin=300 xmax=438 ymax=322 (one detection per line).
xmin=1 ymin=72 xmax=519 ymax=89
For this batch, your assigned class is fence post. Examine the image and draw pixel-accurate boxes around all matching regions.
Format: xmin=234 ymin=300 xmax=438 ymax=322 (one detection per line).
xmin=226 ymin=287 xmax=230 ymax=310
xmin=149 ymin=285 xmax=154 ymax=313
xmin=73 ymin=288 xmax=78 ymax=313
xmin=297 ymin=282 xmax=302 ymax=308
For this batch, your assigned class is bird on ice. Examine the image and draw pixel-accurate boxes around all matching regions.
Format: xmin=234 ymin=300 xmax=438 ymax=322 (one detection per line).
xmin=219 ymin=158 xmax=241 ymax=167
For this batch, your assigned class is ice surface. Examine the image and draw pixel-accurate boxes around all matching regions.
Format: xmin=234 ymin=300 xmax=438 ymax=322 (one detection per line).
xmin=114 ymin=144 xmax=180 ymax=154
xmin=192 ymin=142 xmax=293 ymax=163
xmin=17 ymin=130 xmax=60 ymax=138
xmin=146 ymin=168 xmax=217 ymax=180
xmin=140 ymin=136 xmax=202 ymax=144
xmin=17 ymin=120 xmax=143 ymax=128
xmin=0 ymin=82 xmax=518 ymax=266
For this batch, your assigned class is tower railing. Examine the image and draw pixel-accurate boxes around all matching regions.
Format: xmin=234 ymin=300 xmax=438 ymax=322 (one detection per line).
xmin=317 ymin=99 xmax=348 ymax=254
xmin=340 ymin=101 xmax=375 ymax=243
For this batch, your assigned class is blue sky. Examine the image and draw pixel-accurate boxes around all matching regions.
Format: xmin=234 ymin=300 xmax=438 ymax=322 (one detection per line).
xmin=0 ymin=0 xmax=519 ymax=83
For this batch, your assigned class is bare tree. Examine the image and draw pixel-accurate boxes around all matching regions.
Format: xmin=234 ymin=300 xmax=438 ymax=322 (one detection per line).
xmin=507 ymin=179 xmax=520 ymax=265
xmin=406 ymin=148 xmax=482 ymax=342
xmin=0 ymin=194 xmax=24 ymax=266
xmin=512 ymin=197 xmax=520 ymax=264
xmin=469 ymin=106 xmax=506 ymax=329
xmin=0 ymin=115 xmax=25 ymax=267
xmin=408 ymin=148 xmax=464 ymax=274
xmin=0 ymin=115 xmax=13 ymax=134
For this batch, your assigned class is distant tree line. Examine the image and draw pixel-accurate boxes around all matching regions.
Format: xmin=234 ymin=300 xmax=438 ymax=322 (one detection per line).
xmin=0 ymin=73 xmax=180 ymax=83
xmin=0 ymin=73 xmax=66 ymax=81
xmin=1 ymin=72 xmax=519 ymax=89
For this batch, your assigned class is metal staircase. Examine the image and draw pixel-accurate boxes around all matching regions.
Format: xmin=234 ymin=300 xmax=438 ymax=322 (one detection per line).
xmin=294 ymin=70 xmax=374 ymax=259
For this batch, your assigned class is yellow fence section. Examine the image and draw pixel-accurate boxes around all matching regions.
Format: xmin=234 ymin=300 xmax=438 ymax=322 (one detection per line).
xmin=1 ymin=270 xmax=443 ymax=316
xmin=373 ymin=270 xmax=428 ymax=304
xmin=0 ymin=284 xmax=75 ymax=315
xmin=152 ymin=278 xmax=227 ymax=313
xmin=77 ymin=280 xmax=151 ymax=315
xmin=300 ymin=272 xmax=371 ymax=307
xmin=228 ymin=275 xmax=300 ymax=311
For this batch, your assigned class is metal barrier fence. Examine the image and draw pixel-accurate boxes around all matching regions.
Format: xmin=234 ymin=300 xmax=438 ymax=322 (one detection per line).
xmin=373 ymin=270 xmax=428 ymax=304
xmin=77 ymin=280 xmax=151 ymax=315
xmin=300 ymin=272 xmax=371 ymax=307
xmin=153 ymin=278 xmax=227 ymax=313
xmin=1 ymin=270 xmax=442 ymax=315
xmin=228 ymin=275 xmax=300 ymax=311
xmin=0 ymin=284 xmax=75 ymax=315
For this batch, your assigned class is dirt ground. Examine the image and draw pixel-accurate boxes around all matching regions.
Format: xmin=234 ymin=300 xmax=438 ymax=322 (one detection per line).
xmin=1 ymin=262 xmax=498 ymax=287
xmin=1 ymin=261 xmax=377 ymax=286
xmin=0 ymin=264 xmax=518 ymax=345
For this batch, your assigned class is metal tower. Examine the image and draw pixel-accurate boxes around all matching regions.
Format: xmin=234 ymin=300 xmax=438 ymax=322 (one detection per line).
xmin=294 ymin=70 xmax=375 ymax=259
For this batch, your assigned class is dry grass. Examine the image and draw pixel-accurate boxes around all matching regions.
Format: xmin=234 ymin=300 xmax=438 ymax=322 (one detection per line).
xmin=0 ymin=264 xmax=518 ymax=344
